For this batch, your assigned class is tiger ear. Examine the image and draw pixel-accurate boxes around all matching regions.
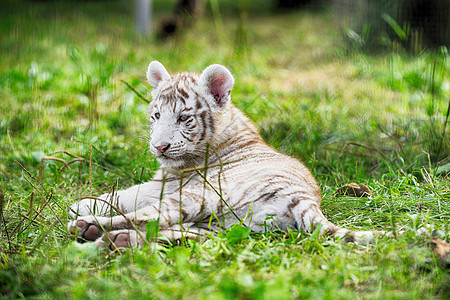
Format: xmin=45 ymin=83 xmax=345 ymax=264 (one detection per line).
xmin=200 ymin=64 xmax=234 ymax=108
xmin=147 ymin=61 xmax=171 ymax=88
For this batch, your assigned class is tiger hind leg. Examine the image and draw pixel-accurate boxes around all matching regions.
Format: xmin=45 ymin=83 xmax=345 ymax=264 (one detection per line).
xmin=289 ymin=199 xmax=386 ymax=245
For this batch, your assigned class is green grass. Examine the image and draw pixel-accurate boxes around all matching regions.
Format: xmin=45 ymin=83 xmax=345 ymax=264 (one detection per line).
xmin=1 ymin=0 xmax=449 ymax=298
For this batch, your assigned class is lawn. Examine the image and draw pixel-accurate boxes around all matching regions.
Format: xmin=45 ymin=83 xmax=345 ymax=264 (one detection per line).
xmin=0 ymin=0 xmax=449 ymax=299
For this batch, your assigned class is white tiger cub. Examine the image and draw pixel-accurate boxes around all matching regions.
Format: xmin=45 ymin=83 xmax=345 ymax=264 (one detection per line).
xmin=68 ymin=61 xmax=388 ymax=250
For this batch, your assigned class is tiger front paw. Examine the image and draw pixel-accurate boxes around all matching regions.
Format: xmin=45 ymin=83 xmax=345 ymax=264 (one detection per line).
xmin=96 ymin=230 xmax=144 ymax=251
xmin=68 ymin=216 xmax=103 ymax=243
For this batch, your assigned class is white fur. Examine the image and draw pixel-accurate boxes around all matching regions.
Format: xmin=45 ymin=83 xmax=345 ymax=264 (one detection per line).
xmin=199 ymin=64 xmax=234 ymax=109
xmin=68 ymin=62 xmax=429 ymax=250
xmin=147 ymin=60 xmax=170 ymax=88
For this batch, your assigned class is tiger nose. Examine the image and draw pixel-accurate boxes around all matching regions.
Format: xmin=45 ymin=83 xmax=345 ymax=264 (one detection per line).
xmin=155 ymin=144 xmax=170 ymax=153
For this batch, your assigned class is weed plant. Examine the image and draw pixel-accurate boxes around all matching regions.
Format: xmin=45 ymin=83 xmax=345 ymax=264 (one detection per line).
xmin=0 ymin=0 xmax=449 ymax=299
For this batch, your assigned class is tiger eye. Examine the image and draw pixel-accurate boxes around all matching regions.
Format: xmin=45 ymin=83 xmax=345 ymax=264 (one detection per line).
xmin=155 ymin=112 xmax=160 ymax=119
xmin=179 ymin=115 xmax=189 ymax=122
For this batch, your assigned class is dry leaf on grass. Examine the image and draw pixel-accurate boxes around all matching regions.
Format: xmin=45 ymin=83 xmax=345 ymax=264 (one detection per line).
xmin=334 ymin=183 xmax=372 ymax=198
xmin=430 ymin=236 xmax=450 ymax=269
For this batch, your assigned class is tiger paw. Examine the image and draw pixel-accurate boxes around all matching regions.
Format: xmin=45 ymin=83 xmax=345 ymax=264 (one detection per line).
xmin=96 ymin=230 xmax=144 ymax=251
xmin=68 ymin=216 xmax=103 ymax=243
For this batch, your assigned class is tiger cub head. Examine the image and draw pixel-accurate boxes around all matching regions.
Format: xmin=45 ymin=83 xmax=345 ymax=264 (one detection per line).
xmin=146 ymin=61 xmax=235 ymax=170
